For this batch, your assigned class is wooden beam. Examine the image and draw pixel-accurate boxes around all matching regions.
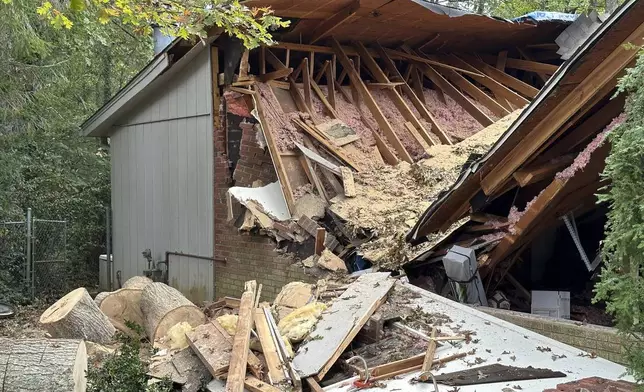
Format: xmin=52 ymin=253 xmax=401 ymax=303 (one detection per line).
xmin=259 ymin=67 xmax=293 ymax=82
xmin=309 ymin=1 xmax=359 ymax=44
xmin=265 ymin=48 xmax=286 ymax=70
xmin=253 ymin=308 xmax=286 ymax=384
xmin=404 ymin=122 xmax=432 ymax=154
xmin=305 ymin=378 xmax=325 ymax=392
xmin=314 ymin=60 xmax=329 ymax=84
xmin=373 ymin=131 xmax=399 ymax=165
xmin=480 ymin=23 xmax=644 ymax=196
xmin=517 ymin=47 xmax=548 ymax=83
xmin=444 ymin=54 xmax=529 ymax=109
xmin=285 ymin=49 xmax=290 ymax=68
xmin=354 ymin=42 xmax=433 ymax=149
xmin=292 ymin=119 xmax=362 ymax=171
xmin=374 ymin=43 xmax=449 ymax=145
xmin=383 ymin=47 xmax=484 ymax=77
xmin=309 ymin=52 xmax=315 ymax=76
xmin=301 ymin=58 xmax=313 ymax=111
xmin=458 ymin=54 xmax=539 ymax=99
xmin=260 ymin=46 xmax=266 ymax=75
xmin=311 ymin=78 xmax=339 ymax=118
xmin=239 ymin=50 xmax=250 ymax=80
xmin=512 ymin=154 xmax=574 ymax=187
xmin=402 ymin=47 xmax=493 ymax=127
xmin=301 ymin=155 xmax=329 ymax=202
xmin=331 ymin=37 xmax=414 ymax=163
xmin=437 ymin=66 xmax=510 ymax=117
xmin=483 ymin=53 xmax=559 ymax=74
xmin=365 ymin=82 xmax=405 ymax=89
xmin=410 ymin=67 xmax=426 ymax=104
xmin=326 ymin=60 xmax=336 ymax=109
xmin=252 ymin=88 xmax=296 ymax=213
xmin=419 ymin=328 xmax=437 ymax=382
xmin=288 ymin=78 xmax=315 ymax=119
xmin=496 ymin=50 xmax=508 ymax=71
xmin=226 ymin=280 xmax=257 ymax=392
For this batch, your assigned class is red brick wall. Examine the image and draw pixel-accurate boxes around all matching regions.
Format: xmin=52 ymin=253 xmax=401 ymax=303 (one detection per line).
xmin=213 ymin=108 xmax=313 ymax=300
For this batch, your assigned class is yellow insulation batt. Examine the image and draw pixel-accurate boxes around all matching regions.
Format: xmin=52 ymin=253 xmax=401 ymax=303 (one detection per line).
xmin=278 ymin=302 xmax=327 ymax=342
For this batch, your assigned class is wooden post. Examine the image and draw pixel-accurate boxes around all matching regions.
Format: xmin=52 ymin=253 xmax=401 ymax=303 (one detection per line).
xmin=302 ymin=58 xmax=313 ymax=111
xmin=226 ymin=280 xmax=257 ymax=392
xmin=327 ymin=60 xmax=336 ymax=109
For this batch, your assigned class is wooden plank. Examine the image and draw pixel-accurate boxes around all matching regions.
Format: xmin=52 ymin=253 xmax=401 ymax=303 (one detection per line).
xmin=404 ymin=122 xmax=432 ymax=153
xmin=302 ymin=155 xmax=329 ymax=202
xmin=373 ymin=131 xmax=399 ymax=165
xmin=354 ymin=42 xmax=433 ymax=149
xmin=252 ymin=88 xmax=296 ymax=213
xmin=326 ymin=60 xmax=336 ymax=109
xmin=310 ymin=1 xmax=359 ymax=44
xmin=330 ymin=38 xmax=413 ymax=163
xmin=185 ymin=321 xmax=233 ymax=378
xmin=366 ymin=352 xmax=467 ymax=380
xmin=445 ymin=54 xmax=529 ymax=109
xmin=311 ymin=79 xmax=339 ymax=118
xmin=315 ymin=228 xmax=326 ymax=255
xmin=259 ymin=67 xmax=293 ymax=82
xmin=305 ymin=377 xmax=325 ymax=392
xmin=480 ymin=23 xmax=644 ymax=196
xmin=226 ymin=280 xmax=257 ymax=392
xmin=314 ymin=60 xmax=329 ymax=84
xmin=374 ymin=43 xmax=449 ymax=145
xmin=420 ymin=328 xmax=437 ymax=375
xmin=302 ymin=58 xmax=313 ymax=111
xmin=512 ymin=155 xmax=574 ymax=187
xmin=292 ymin=272 xmax=394 ymax=379
xmin=340 ymin=166 xmax=356 ymax=197
xmin=244 ymin=375 xmax=281 ymax=392
xmin=210 ymin=46 xmax=221 ymax=130
xmin=404 ymin=47 xmax=493 ymax=127
xmin=516 ymin=47 xmax=548 ymax=83
xmin=438 ymin=67 xmax=510 ymax=117
xmin=253 ymin=308 xmax=285 ymax=384
xmin=500 ymin=56 xmax=559 ymax=74
xmin=496 ymin=50 xmax=508 ymax=71
xmin=293 ymin=119 xmax=361 ymax=171
xmin=458 ymin=54 xmax=539 ymax=99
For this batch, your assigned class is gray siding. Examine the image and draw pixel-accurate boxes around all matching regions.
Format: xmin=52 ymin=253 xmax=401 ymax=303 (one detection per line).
xmin=110 ymin=48 xmax=213 ymax=301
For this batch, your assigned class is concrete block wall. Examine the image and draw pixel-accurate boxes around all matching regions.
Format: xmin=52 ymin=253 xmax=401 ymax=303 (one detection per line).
xmin=480 ymin=307 xmax=626 ymax=364
xmin=213 ymin=111 xmax=314 ymax=300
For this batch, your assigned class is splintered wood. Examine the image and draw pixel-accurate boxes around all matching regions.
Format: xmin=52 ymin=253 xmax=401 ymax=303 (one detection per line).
xmin=292 ymin=272 xmax=394 ymax=380
xmin=226 ymin=280 xmax=258 ymax=392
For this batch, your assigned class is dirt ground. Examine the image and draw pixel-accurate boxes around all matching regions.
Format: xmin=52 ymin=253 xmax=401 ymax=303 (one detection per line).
xmin=0 ymin=301 xmax=48 ymax=339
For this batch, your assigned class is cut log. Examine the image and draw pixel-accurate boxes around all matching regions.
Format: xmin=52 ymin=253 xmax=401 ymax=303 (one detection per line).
xmin=93 ymin=292 xmax=109 ymax=307
xmin=99 ymin=288 xmax=145 ymax=333
xmin=40 ymin=287 xmax=115 ymax=344
xmin=122 ymin=275 xmax=153 ymax=289
xmin=140 ymin=282 xmax=206 ymax=342
xmin=0 ymin=338 xmax=87 ymax=392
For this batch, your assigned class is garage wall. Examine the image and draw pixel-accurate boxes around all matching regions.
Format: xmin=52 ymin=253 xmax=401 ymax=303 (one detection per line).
xmin=109 ymin=47 xmax=214 ymax=302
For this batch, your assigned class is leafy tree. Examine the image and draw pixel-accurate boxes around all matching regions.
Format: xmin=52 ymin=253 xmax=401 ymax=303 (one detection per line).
xmin=2 ymin=0 xmax=289 ymax=48
xmin=595 ymin=48 xmax=644 ymax=382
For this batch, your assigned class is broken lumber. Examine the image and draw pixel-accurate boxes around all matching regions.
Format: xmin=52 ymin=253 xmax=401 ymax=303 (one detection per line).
xmin=40 ymin=287 xmax=115 ymax=344
xmin=419 ymin=328 xmax=437 ymax=382
xmin=0 ymin=338 xmax=87 ymax=392
xmin=148 ymin=347 xmax=211 ymax=392
xmin=140 ymin=282 xmax=206 ymax=342
xmin=340 ymin=166 xmax=356 ymax=197
xmin=186 ymin=321 xmax=233 ymax=378
xmin=253 ymin=308 xmax=286 ymax=384
xmin=226 ymin=280 xmax=258 ymax=392
xmin=292 ymin=272 xmax=394 ymax=380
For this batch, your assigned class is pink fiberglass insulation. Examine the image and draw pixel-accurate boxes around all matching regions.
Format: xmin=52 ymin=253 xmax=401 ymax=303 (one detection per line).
xmin=423 ymin=89 xmax=496 ymax=141
xmin=224 ymin=90 xmax=252 ymax=118
xmin=555 ymin=113 xmax=626 ymax=181
xmin=369 ymin=88 xmax=426 ymax=160
xmin=256 ymin=82 xmax=305 ymax=151
xmin=507 ymin=188 xmax=547 ymax=235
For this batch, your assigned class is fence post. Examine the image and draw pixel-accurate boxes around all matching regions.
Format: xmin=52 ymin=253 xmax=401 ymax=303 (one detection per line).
xmin=106 ymin=206 xmax=112 ymax=291
xmin=25 ymin=208 xmax=33 ymax=298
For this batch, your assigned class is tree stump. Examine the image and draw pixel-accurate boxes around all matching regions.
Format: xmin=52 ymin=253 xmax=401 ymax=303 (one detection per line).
xmin=40 ymin=288 xmax=115 ymax=344
xmin=0 ymin=338 xmax=87 ymax=392
xmin=122 ymin=275 xmax=153 ymax=290
xmin=140 ymin=283 xmax=205 ymax=342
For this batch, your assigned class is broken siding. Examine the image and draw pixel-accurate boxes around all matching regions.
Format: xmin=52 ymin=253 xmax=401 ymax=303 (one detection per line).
xmin=110 ymin=48 xmax=213 ymax=298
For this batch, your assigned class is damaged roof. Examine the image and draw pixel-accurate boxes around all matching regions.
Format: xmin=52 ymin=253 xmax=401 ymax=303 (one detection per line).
xmin=247 ymin=0 xmax=570 ymax=50
xmin=407 ymin=0 xmax=644 ymax=245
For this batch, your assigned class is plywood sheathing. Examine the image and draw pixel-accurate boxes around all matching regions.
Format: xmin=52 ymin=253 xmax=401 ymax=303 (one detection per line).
xmin=330 ymin=110 xmax=522 ymax=269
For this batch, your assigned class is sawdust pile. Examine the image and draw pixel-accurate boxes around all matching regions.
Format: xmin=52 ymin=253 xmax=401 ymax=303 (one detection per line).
xmin=330 ymin=109 xmax=522 ymax=269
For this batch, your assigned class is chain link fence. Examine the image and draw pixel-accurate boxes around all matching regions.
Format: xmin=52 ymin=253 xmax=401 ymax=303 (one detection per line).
xmin=0 ymin=209 xmax=68 ymax=298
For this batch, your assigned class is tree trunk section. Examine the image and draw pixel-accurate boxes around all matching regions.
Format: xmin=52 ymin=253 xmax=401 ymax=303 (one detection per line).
xmin=0 ymin=338 xmax=87 ymax=392
xmin=140 ymin=282 xmax=205 ymax=342
xmin=40 ymin=287 xmax=115 ymax=344
xmin=94 ymin=292 xmax=109 ymax=307
xmin=99 ymin=288 xmax=146 ymax=333
xmin=122 ymin=275 xmax=153 ymax=289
